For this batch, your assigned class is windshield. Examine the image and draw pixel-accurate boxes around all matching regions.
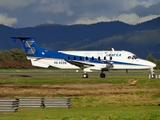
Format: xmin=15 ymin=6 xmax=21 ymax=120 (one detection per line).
xmin=132 ymin=55 xmax=138 ymax=59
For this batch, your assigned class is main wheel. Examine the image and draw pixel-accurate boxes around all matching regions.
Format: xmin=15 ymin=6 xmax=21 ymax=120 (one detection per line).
xmin=82 ymin=73 xmax=88 ymax=78
xmin=100 ymin=73 xmax=106 ymax=78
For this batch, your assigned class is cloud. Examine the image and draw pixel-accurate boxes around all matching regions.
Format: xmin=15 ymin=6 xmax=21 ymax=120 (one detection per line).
xmin=128 ymin=2 xmax=160 ymax=17
xmin=0 ymin=0 xmax=160 ymax=27
xmin=70 ymin=13 xmax=160 ymax=25
xmin=0 ymin=0 xmax=36 ymax=9
xmin=36 ymin=0 xmax=73 ymax=16
xmin=69 ymin=16 xmax=110 ymax=25
xmin=0 ymin=14 xmax=17 ymax=26
xmin=116 ymin=13 xmax=160 ymax=24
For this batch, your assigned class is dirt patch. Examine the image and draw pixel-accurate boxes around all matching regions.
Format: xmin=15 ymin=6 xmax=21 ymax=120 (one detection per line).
xmin=0 ymin=83 xmax=157 ymax=97
xmin=0 ymin=83 xmax=159 ymax=107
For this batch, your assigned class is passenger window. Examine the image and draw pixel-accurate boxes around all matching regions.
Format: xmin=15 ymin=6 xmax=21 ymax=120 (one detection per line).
xmin=74 ymin=56 xmax=76 ymax=60
xmin=80 ymin=57 xmax=82 ymax=60
xmin=68 ymin=56 xmax=70 ymax=60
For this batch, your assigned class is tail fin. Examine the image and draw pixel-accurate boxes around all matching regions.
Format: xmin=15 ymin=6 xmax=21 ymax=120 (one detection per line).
xmin=11 ymin=36 xmax=44 ymax=57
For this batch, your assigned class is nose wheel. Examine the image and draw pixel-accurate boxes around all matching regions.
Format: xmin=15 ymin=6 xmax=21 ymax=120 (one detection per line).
xmin=150 ymin=68 xmax=155 ymax=79
xmin=150 ymin=74 xmax=155 ymax=79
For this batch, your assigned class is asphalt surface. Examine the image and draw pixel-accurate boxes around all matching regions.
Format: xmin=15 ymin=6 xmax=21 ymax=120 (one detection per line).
xmin=0 ymin=70 xmax=159 ymax=78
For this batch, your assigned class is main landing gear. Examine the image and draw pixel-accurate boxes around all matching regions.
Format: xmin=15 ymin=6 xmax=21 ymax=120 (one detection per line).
xmin=82 ymin=71 xmax=106 ymax=78
xmin=82 ymin=73 xmax=88 ymax=78
xmin=100 ymin=71 xmax=106 ymax=78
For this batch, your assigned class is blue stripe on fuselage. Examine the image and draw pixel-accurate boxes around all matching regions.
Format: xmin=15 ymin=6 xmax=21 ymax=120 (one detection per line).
xmin=28 ymin=50 xmax=145 ymax=67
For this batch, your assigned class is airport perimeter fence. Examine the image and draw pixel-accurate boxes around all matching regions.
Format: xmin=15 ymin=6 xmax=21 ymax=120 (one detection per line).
xmin=0 ymin=98 xmax=71 ymax=112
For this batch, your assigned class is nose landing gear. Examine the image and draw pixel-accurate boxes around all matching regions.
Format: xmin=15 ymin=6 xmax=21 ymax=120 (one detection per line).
xmin=150 ymin=74 xmax=155 ymax=79
xmin=150 ymin=68 xmax=155 ymax=79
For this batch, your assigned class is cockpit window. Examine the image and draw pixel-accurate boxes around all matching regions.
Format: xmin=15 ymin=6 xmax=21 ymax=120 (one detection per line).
xmin=132 ymin=55 xmax=138 ymax=59
xmin=128 ymin=56 xmax=132 ymax=59
xmin=128 ymin=55 xmax=138 ymax=60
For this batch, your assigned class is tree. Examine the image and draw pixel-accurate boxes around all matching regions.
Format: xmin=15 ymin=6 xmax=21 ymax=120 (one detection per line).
xmin=154 ymin=59 xmax=160 ymax=69
xmin=146 ymin=53 xmax=155 ymax=63
xmin=146 ymin=53 xmax=158 ymax=69
xmin=10 ymin=49 xmax=27 ymax=62
xmin=0 ymin=49 xmax=33 ymax=69
xmin=0 ymin=50 xmax=14 ymax=62
xmin=107 ymin=47 xmax=113 ymax=51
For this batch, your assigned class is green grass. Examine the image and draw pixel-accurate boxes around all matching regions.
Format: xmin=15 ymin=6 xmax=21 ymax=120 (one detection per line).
xmin=0 ymin=69 xmax=159 ymax=120
xmin=0 ymin=69 xmax=159 ymax=85
xmin=0 ymin=106 xmax=159 ymax=120
xmin=0 ymin=76 xmax=159 ymax=85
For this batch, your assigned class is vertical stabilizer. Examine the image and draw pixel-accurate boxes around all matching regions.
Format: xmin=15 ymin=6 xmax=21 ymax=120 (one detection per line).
xmin=11 ymin=37 xmax=43 ymax=57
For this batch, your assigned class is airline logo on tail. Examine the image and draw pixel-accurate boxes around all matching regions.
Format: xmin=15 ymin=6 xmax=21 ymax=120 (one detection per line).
xmin=25 ymin=41 xmax=36 ymax=54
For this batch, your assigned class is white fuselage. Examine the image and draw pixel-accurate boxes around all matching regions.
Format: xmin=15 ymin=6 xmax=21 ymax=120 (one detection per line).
xmin=27 ymin=50 xmax=156 ymax=71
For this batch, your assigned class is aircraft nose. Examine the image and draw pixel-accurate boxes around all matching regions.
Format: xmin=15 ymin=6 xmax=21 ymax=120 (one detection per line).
xmin=150 ymin=61 xmax=156 ymax=68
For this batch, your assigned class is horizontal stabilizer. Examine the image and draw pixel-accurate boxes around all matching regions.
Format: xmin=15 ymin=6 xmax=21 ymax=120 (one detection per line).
xmin=10 ymin=36 xmax=35 ymax=44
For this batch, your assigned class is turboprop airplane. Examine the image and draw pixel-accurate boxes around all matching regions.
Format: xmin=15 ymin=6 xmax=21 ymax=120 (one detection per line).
xmin=11 ymin=36 xmax=156 ymax=79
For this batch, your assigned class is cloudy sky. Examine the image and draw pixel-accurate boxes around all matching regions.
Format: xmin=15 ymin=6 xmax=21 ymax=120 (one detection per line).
xmin=0 ymin=0 xmax=160 ymax=28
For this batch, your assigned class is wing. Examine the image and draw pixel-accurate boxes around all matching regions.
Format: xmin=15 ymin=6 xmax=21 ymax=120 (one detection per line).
xmin=66 ymin=60 xmax=94 ymax=68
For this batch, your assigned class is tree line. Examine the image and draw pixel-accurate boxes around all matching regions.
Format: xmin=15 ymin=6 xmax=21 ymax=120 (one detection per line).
xmin=0 ymin=49 xmax=33 ymax=69
xmin=0 ymin=49 xmax=159 ymax=69
xmin=146 ymin=53 xmax=160 ymax=69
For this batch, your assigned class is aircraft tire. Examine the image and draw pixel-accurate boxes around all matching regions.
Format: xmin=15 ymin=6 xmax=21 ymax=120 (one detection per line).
xmin=150 ymin=74 xmax=155 ymax=79
xmin=83 ymin=73 xmax=88 ymax=78
xmin=100 ymin=73 xmax=106 ymax=78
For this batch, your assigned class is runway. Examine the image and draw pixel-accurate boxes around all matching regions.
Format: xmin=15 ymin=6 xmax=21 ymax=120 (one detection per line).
xmin=0 ymin=69 xmax=157 ymax=78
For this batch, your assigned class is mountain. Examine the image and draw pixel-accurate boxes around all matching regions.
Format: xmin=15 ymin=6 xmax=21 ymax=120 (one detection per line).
xmin=0 ymin=17 xmax=160 ymax=59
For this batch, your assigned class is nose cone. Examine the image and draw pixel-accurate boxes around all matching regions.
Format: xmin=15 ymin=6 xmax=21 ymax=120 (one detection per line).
xmin=149 ymin=61 xmax=156 ymax=68
xmin=138 ymin=59 xmax=156 ymax=68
